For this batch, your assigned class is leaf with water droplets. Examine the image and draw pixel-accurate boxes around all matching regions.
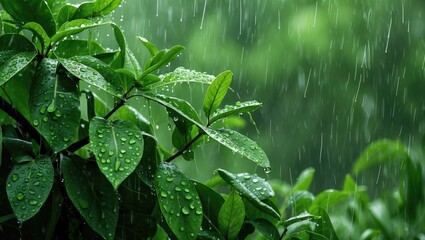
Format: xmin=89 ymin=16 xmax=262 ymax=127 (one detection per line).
xmin=62 ymin=155 xmax=119 ymax=240
xmin=21 ymin=22 xmax=51 ymax=54
xmin=203 ymin=70 xmax=232 ymax=120
xmin=218 ymin=190 xmax=245 ymax=240
xmin=0 ymin=52 xmax=36 ymax=87
xmin=247 ymin=219 xmax=280 ymax=240
xmin=6 ymin=156 xmax=54 ymax=222
xmin=210 ymin=101 xmax=262 ymax=124
xmin=138 ymin=45 xmax=185 ymax=80
xmin=234 ymin=173 xmax=274 ymax=200
xmin=204 ymin=128 xmax=270 ymax=168
xmin=89 ymin=117 xmax=144 ymax=190
xmin=72 ymin=0 xmax=123 ymax=19
xmin=0 ymin=0 xmax=56 ymax=36
xmin=53 ymin=39 xmax=105 ymax=58
xmin=29 ymin=58 xmax=80 ymax=152
xmin=216 ymin=169 xmax=280 ymax=220
xmin=60 ymin=58 xmax=123 ymax=97
xmin=51 ymin=19 xmax=109 ymax=43
xmin=145 ymin=67 xmax=215 ymax=90
xmin=154 ymin=162 xmax=202 ymax=240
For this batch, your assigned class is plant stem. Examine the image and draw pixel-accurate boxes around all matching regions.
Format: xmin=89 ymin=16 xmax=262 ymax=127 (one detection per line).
xmin=165 ymin=132 xmax=204 ymax=163
xmin=0 ymin=96 xmax=46 ymax=148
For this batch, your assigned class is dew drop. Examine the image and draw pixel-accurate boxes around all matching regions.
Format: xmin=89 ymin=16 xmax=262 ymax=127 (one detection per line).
xmin=11 ymin=174 xmax=19 ymax=182
xmin=78 ymin=198 xmax=89 ymax=209
xmin=33 ymin=119 xmax=39 ymax=126
xmin=181 ymin=206 xmax=190 ymax=215
xmin=17 ymin=193 xmax=24 ymax=200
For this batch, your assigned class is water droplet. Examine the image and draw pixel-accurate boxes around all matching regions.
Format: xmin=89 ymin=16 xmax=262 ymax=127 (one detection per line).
xmin=120 ymin=149 xmax=126 ymax=154
xmin=166 ymin=177 xmax=174 ymax=182
xmin=195 ymin=208 xmax=202 ymax=215
xmin=124 ymin=158 xmax=131 ymax=163
xmin=17 ymin=193 xmax=24 ymax=201
xmin=32 ymin=119 xmax=39 ymax=126
xmin=181 ymin=206 xmax=190 ymax=215
xmin=39 ymin=107 xmax=47 ymax=114
xmin=252 ymin=178 xmax=259 ymax=183
xmin=29 ymin=200 xmax=38 ymax=205
xmin=11 ymin=174 xmax=19 ymax=182
xmin=63 ymin=136 xmax=70 ymax=142
xmin=263 ymin=167 xmax=272 ymax=174
xmin=78 ymin=198 xmax=89 ymax=209
xmin=161 ymin=191 xmax=168 ymax=197
xmin=43 ymin=116 xmax=48 ymax=122
xmin=33 ymin=181 xmax=40 ymax=186
xmin=185 ymin=194 xmax=192 ymax=200
xmin=180 ymin=180 xmax=188 ymax=186
xmin=129 ymin=139 xmax=136 ymax=145
xmin=108 ymin=151 xmax=114 ymax=156
xmin=47 ymin=99 xmax=56 ymax=112
xmin=175 ymin=186 xmax=182 ymax=192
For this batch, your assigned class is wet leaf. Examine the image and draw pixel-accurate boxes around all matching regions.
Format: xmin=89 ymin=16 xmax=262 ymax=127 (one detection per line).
xmin=353 ymin=139 xmax=408 ymax=174
xmin=0 ymin=52 xmax=36 ymax=87
xmin=53 ymin=39 xmax=105 ymax=58
xmin=234 ymin=173 xmax=274 ymax=200
xmin=210 ymin=101 xmax=262 ymax=124
xmin=283 ymin=212 xmax=320 ymax=227
xmin=21 ymin=22 xmax=50 ymax=54
xmin=309 ymin=190 xmax=350 ymax=212
xmin=45 ymin=0 xmax=66 ymax=18
xmin=109 ymin=105 xmax=151 ymax=133
xmin=247 ymin=219 xmax=279 ymax=240
xmin=139 ymin=45 xmax=184 ymax=80
xmin=89 ymin=117 xmax=144 ymax=190
xmin=51 ymin=19 xmax=108 ymax=43
xmin=154 ymin=162 xmax=202 ymax=240
xmin=29 ymin=58 xmax=80 ymax=152
xmin=203 ymin=70 xmax=232 ymax=119
xmin=72 ymin=0 xmax=123 ymax=19
xmin=60 ymin=58 xmax=123 ymax=97
xmin=142 ymin=93 xmax=204 ymax=127
xmin=204 ymin=128 xmax=270 ymax=168
xmin=0 ymin=0 xmax=56 ymax=36
xmin=218 ymin=190 xmax=245 ymax=240
xmin=62 ymin=155 xmax=118 ymax=240
xmin=6 ymin=156 xmax=54 ymax=222
xmin=0 ymin=34 xmax=36 ymax=52
xmin=56 ymin=4 xmax=77 ymax=28
xmin=292 ymin=168 xmax=315 ymax=192
xmin=193 ymin=180 xmax=225 ymax=231
xmin=216 ymin=169 xmax=280 ymax=220
xmin=286 ymin=191 xmax=315 ymax=214
xmin=137 ymin=36 xmax=158 ymax=56
xmin=146 ymin=66 xmax=215 ymax=90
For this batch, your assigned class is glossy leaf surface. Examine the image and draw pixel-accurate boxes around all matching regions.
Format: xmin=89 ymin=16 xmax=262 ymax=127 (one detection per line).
xmin=154 ymin=163 xmax=202 ymax=240
xmin=234 ymin=173 xmax=274 ymax=200
xmin=0 ymin=52 xmax=36 ymax=86
xmin=72 ymin=0 xmax=123 ymax=19
xmin=218 ymin=190 xmax=245 ymax=240
xmin=89 ymin=117 xmax=144 ymax=190
xmin=203 ymin=71 xmax=232 ymax=119
xmin=62 ymin=156 xmax=119 ymax=240
xmin=6 ymin=156 xmax=54 ymax=222
xmin=210 ymin=101 xmax=262 ymax=124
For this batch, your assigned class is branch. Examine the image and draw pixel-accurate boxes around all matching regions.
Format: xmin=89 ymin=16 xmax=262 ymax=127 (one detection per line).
xmin=165 ymin=132 xmax=204 ymax=163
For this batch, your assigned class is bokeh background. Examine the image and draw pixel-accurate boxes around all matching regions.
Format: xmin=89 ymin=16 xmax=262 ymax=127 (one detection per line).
xmin=68 ymin=0 xmax=425 ymax=192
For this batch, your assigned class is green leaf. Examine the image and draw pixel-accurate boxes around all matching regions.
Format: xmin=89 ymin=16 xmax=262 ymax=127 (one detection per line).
xmin=154 ymin=162 xmax=203 ymax=240
xmin=203 ymin=70 xmax=232 ymax=119
xmin=6 ymin=156 xmax=54 ymax=222
xmin=142 ymin=93 xmax=203 ymax=127
xmin=292 ymin=168 xmax=315 ymax=192
xmin=308 ymin=207 xmax=339 ymax=240
xmin=234 ymin=173 xmax=274 ymax=200
xmin=21 ymin=22 xmax=51 ymax=54
xmin=60 ymin=58 xmax=123 ymax=97
xmin=72 ymin=0 xmax=123 ymax=19
xmin=109 ymin=105 xmax=151 ymax=133
xmin=0 ymin=0 xmax=56 ymax=36
xmin=248 ymin=219 xmax=279 ymax=240
xmin=204 ymin=128 xmax=270 ymax=168
xmin=134 ymin=133 xmax=158 ymax=187
xmin=193 ymin=180 xmax=225 ymax=231
xmin=146 ymin=67 xmax=215 ymax=90
xmin=404 ymin=159 xmax=423 ymax=219
xmin=62 ymin=155 xmax=119 ymax=240
xmin=56 ymin=4 xmax=77 ymax=28
xmin=309 ymin=190 xmax=350 ymax=212
xmin=51 ymin=19 xmax=108 ymax=43
xmin=286 ymin=190 xmax=315 ymax=214
xmin=216 ymin=169 xmax=280 ymax=220
xmin=172 ymin=127 xmax=195 ymax=161
xmin=218 ymin=190 xmax=245 ymax=240
xmin=138 ymin=36 xmax=158 ymax=56
xmin=353 ymin=139 xmax=408 ymax=174
xmin=89 ymin=117 xmax=144 ymax=190
xmin=45 ymin=0 xmax=66 ymax=18
xmin=283 ymin=212 xmax=320 ymax=227
xmin=0 ymin=34 xmax=35 ymax=52
xmin=210 ymin=101 xmax=262 ymax=124
xmin=53 ymin=39 xmax=105 ymax=58
xmin=29 ymin=58 xmax=80 ymax=152
xmin=139 ymin=45 xmax=185 ymax=80
xmin=0 ymin=52 xmax=36 ymax=87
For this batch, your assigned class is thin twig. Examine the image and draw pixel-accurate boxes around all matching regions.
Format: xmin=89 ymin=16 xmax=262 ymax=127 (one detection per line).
xmin=165 ymin=132 xmax=203 ymax=163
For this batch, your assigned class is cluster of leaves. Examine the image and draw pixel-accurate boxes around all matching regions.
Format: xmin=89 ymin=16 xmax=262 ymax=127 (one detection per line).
xmin=0 ymin=0 xmax=333 ymax=239
xmin=267 ymin=139 xmax=425 ymax=240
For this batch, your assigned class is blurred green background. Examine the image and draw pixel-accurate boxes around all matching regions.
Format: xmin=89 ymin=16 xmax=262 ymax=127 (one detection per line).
xmin=69 ymin=0 xmax=425 ymax=191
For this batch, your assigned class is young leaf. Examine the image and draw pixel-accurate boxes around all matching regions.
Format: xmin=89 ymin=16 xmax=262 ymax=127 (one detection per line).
xmin=62 ymin=155 xmax=119 ymax=240
xmin=56 ymin=4 xmax=77 ymax=28
xmin=0 ymin=0 xmax=56 ymax=36
xmin=309 ymin=190 xmax=350 ymax=212
xmin=72 ymin=0 xmax=123 ymax=19
xmin=138 ymin=45 xmax=185 ymax=80
xmin=154 ymin=162 xmax=203 ymax=240
xmin=0 ymin=52 xmax=36 ymax=87
xmin=21 ymin=22 xmax=51 ymax=54
xmin=353 ymin=139 xmax=408 ymax=174
xmin=45 ymin=0 xmax=66 ymax=18
xmin=29 ymin=58 xmax=80 ymax=152
xmin=60 ymin=58 xmax=123 ymax=97
xmin=193 ymin=180 xmax=225 ymax=231
xmin=89 ymin=117 xmax=144 ymax=190
xmin=0 ymin=34 xmax=36 ymax=52
xmin=292 ymin=168 xmax=315 ymax=192
xmin=216 ymin=169 xmax=280 ymax=220
xmin=138 ymin=36 xmax=158 ymax=56
xmin=247 ymin=219 xmax=280 ymax=240
xmin=209 ymin=101 xmax=262 ymax=124
xmin=203 ymin=71 xmax=232 ymax=120
xmin=204 ymin=128 xmax=270 ymax=168
xmin=218 ymin=190 xmax=245 ymax=240
xmin=145 ymin=67 xmax=215 ymax=90
xmin=6 ymin=156 xmax=54 ymax=222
